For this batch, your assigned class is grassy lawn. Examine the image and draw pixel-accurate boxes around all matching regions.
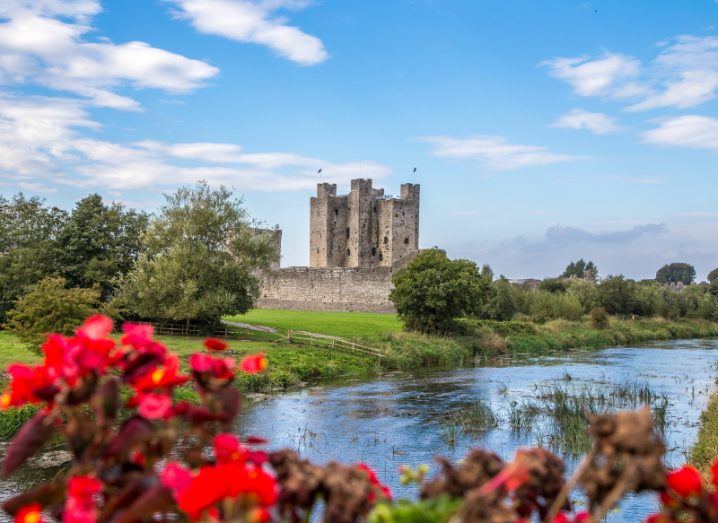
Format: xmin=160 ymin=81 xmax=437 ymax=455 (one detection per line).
xmin=226 ymin=309 xmax=404 ymax=340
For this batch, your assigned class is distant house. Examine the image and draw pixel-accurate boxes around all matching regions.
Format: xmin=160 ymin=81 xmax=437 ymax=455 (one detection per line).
xmin=508 ymin=278 xmax=541 ymax=290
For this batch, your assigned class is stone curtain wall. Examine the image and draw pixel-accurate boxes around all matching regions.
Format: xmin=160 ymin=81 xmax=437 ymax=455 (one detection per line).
xmin=256 ymin=267 xmax=396 ymax=313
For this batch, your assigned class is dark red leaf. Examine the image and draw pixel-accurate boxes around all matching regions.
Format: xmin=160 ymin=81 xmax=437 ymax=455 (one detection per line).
xmin=216 ymin=384 xmax=241 ymax=422
xmin=105 ymin=417 xmax=152 ymax=459
xmin=2 ymin=480 xmax=63 ymax=515
xmin=109 ymin=483 xmax=173 ymax=523
xmin=2 ymin=411 xmax=56 ymax=477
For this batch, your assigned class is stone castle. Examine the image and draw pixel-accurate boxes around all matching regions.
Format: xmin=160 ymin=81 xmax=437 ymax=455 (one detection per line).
xmin=310 ymin=179 xmax=420 ymax=268
xmin=256 ymin=179 xmax=420 ymax=312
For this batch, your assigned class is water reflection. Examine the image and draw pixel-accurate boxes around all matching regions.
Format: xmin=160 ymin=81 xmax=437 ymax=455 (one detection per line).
xmin=237 ymin=339 xmax=718 ymax=522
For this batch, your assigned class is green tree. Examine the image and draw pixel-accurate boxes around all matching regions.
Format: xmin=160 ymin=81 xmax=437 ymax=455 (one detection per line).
xmin=539 ymin=278 xmax=568 ymax=293
xmin=59 ymin=194 xmax=148 ymax=299
xmin=390 ymin=248 xmax=491 ymax=333
xmin=597 ymin=275 xmax=638 ymax=316
xmin=115 ymin=182 xmax=275 ymax=326
xmin=655 ymin=262 xmax=696 ymax=285
xmin=0 ymin=194 xmax=67 ymax=322
xmin=483 ymin=278 xmax=516 ymax=321
xmin=3 ymin=277 xmax=101 ymax=349
xmin=708 ymin=268 xmax=718 ymax=283
xmin=561 ymin=259 xmax=598 ymax=282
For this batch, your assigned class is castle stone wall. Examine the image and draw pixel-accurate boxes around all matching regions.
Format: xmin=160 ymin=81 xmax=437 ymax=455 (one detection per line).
xmin=256 ymin=267 xmax=396 ymax=313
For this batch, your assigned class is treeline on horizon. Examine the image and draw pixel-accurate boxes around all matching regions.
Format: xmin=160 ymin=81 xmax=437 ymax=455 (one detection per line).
xmin=1 ymin=186 xmax=718 ymax=342
xmin=0 ymin=183 xmax=277 ymax=345
xmin=390 ymin=249 xmax=718 ymax=334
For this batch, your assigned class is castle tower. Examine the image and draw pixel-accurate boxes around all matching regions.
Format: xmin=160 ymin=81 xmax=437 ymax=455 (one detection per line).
xmin=309 ymin=179 xmax=420 ymax=269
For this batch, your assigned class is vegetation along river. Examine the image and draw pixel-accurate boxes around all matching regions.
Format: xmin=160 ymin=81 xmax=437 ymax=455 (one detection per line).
xmin=0 ymin=339 xmax=716 ymax=522
xmin=237 ymin=339 xmax=718 ymax=522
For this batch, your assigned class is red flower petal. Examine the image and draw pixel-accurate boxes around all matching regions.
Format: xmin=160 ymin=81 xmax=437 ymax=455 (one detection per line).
xmin=203 ymin=338 xmax=228 ymax=351
xmin=240 ymin=354 xmax=268 ymax=374
xmin=666 ymin=465 xmax=703 ymax=498
xmin=76 ymin=314 xmax=113 ymax=341
xmin=137 ymin=393 xmax=173 ymax=420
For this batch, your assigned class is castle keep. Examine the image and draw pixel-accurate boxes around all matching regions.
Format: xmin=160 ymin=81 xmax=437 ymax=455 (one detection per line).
xmin=310 ymin=179 xmax=420 ymax=268
xmin=257 ymin=179 xmax=420 ymax=312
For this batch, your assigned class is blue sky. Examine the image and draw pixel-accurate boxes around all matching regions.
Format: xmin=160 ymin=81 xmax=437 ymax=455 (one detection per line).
xmin=1 ymin=0 xmax=717 ymax=279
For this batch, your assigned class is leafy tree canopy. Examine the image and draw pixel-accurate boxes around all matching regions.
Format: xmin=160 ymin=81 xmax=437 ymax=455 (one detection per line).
xmin=389 ymin=248 xmax=492 ymax=333
xmin=655 ymin=262 xmax=696 ymax=285
xmin=0 ymin=194 xmax=67 ymax=322
xmin=59 ymin=194 xmax=148 ymax=299
xmin=3 ymin=277 xmax=101 ymax=350
xmin=561 ymin=259 xmax=598 ymax=282
xmin=597 ymin=275 xmax=638 ymax=316
xmin=708 ymin=268 xmax=718 ymax=284
xmin=115 ymin=182 xmax=275 ymax=326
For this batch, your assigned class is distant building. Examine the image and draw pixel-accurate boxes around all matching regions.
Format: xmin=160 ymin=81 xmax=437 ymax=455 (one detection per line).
xmin=256 ymin=178 xmax=421 ymax=312
xmin=310 ymin=179 xmax=420 ymax=268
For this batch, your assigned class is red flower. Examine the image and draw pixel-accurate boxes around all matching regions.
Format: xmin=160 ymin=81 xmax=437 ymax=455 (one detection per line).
xmin=214 ymin=433 xmax=244 ymax=463
xmin=120 ymin=323 xmax=154 ymax=348
xmin=67 ymin=476 xmax=102 ymax=500
xmin=240 ymin=354 xmax=268 ymax=374
xmin=203 ymin=338 xmax=228 ymax=351
xmin=76 ymin=315 xmax=113 ymax=341
xmin=161 ymin=462 xmax=193 ymax=499
xmin=130 ymin=354 xmax=188 ymax=392
xmin=15 ymin=504 xmax=43 ymax=523
xmin=189 ymin=353 xmax=213 ymax=373
xmin=64 ymin=476 xmax=101 ymax=523
xmin=190 ymin=353 xmax=236 ymax=381
xmin=137 ymin=393 xmax=173 ymax=420
xmin=357 ymin=463 xmax=392 ymax=501
xmin=666 ymin=465 xmax=703 ymax=498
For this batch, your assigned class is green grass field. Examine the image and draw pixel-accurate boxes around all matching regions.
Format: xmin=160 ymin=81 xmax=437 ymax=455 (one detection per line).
xmin=226 ymin=309 xmax=403 ymax=340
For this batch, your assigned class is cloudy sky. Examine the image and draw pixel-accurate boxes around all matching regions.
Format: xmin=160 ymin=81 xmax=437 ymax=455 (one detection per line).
xmin=0 ymin=0 xmax=717 ymax=279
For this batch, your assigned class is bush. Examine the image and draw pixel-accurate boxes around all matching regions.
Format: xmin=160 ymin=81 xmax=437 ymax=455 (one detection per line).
xmin=390 ymin=249 xmax=492 ymax=334
xmin=3 ymin=277 xmax=101 ymax=349
xmin=590 ymin=307 xmax=610 ymax=329
xmin=597 ymin=275 xmax=638 ymax=316
xmin=527 ymin=291 xmax=583 ymax=322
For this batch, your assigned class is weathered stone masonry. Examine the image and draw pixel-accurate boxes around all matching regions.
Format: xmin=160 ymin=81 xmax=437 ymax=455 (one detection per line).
xmin=256 ymin=178 xmax=420 ymax=312
xmin=257 ymin=267 xmax=395 ymax=313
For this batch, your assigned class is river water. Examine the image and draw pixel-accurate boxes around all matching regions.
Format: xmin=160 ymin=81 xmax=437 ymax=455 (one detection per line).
xmin=236 ymin=339 xmax=718 ymax=522
xmin=1 ymin=339 xmax=716 ymax=522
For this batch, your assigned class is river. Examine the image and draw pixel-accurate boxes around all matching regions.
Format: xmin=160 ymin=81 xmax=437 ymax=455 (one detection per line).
xmin=236 ymin=338 xmax=718 ymax=522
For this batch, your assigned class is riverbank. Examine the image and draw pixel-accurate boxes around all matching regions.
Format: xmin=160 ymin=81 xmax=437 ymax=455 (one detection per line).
xmin=691 ymin=392 xmax=718 ymax=472
xmin=1 ymin=312 xmax=717 ymax=439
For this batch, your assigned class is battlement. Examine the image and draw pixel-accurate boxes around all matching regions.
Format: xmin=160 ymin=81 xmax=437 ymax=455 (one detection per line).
xmin=310 ymin=178 xmax=420 ymax=269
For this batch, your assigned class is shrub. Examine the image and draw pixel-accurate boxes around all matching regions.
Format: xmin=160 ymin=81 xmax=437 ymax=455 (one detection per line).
xmin=390 ymin=249 xmax=492 ymax=334
xmin=3 ymin=277 xmax=101 ymax=350
xmin=590 ymin=307 xmax=610 ymax=329
xmin=528 ymin=291 xmax=583 ymax=322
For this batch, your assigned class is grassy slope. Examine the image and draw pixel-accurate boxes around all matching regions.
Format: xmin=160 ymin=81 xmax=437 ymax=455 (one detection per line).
xmin=692 ymin=392 xmax=718 ymax=472
xmin=227 ymin=309 xmax=403 ymax=340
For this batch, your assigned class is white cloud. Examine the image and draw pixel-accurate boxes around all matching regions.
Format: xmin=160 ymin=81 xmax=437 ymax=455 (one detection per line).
xmin=419 ymin=135 xmax=579 ymax=170
xmin=167 ymin=0 xmax=328 ymax=65
xmin=541 ymin=53 xmax=644 ymax=98
xmin=0 ymin=93 xmax=389 ymax=193
xmin=0 ymin=1 xmax=219 ymax=110
xmin=552 ymin=108 xmax=619 ymax=134
xmin=628 ymin=36 xmax=718 ymax=111
xmin=642 ymin=115 xmax=718 ymax=150
xmin=544 ymin=36 xmax=718 ymax=112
